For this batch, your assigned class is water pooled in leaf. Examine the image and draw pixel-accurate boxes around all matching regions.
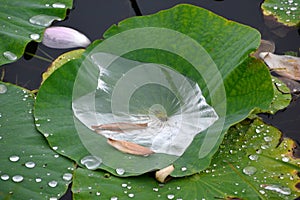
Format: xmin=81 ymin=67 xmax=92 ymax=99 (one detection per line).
xmin=29 ymin=15 xmax=62 ymax=27
xmin=9 ymin=155 xmax=19 ymax=162
xmin=3 ymin=51 xmax=17 ymax=61
xmin=1 ymin=174 xmax=9 ymax=181
xmin=261 ymin=184 xmax=291 ymax=195
xmin=62 ymin=173 xmax=73 ymax=181
xmin=25 ymin=161 xmax=36 ymax=169
xmin=242 ymin=166 xmax=257 ymax=175
xmin=72 ymin=53 xmax=218 ymax=156
xmin=116 ymin=168 xmax=125 ymax=175
xmin=52 ymin=3 xmax=66 ymax=8
xmin=48 ymin=180 xmax=58 ymax=187
xmin=30 ymin=33 xmax=40 ymax=40
xmin=0 ymin=84 xmax=7 ymax=94
xmin=12 ymin=175 xmax=23 ymax=183
xmin=80 ymin=155 xmax=102 ymax=170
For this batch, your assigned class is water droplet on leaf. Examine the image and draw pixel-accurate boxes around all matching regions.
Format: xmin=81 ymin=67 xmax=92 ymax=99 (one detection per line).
xmin=261 ymin=184 xmax=291 ymax=195
xmin=80 ymin=155 xmax=102 ymax=170
xmin=0 ymin=84 xmax=7 ymax=94
xmin=9 ymin=155 xmax=20 ymax=162
xmin=167 ymin=194 xmax=175 ymax=199
xmin=25 ymin=161 xmax=36 ymax=169
xmin=1 ymin=174 xmax=9 ymax=181
xmin=29 ymin=14 xmax=62 ymax=27
xmin=116 ymin=168 xmax=125 ymax=175
xmin=242 ymin=166 xmax=257 ymax=175
xmin=3 ymin=51 xmax=17 ymax=61
xmin=12 ymin=175 xmax=23 ymax=183
xmin=30 ymin=33 xmax=40 ymax=40
xmin=48 ymin=180 xmax=58 ymax=188
xmin=52 ymin=3 xmax=66 ymax=8
xmin=62 ymin=173 xmax=73 ymax=181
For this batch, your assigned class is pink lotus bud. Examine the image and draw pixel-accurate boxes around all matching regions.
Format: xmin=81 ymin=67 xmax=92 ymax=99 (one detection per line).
xmin=42 ymin=26 xmax=91 ymax=49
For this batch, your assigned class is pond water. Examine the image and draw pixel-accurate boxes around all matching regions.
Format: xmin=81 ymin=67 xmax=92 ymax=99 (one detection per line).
xmin=1 ymin=0 xmax=299 ymax=199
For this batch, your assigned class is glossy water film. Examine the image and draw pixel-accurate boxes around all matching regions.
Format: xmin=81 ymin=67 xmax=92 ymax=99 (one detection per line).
xmin=72 ymin=53 xmax=218 ymax=156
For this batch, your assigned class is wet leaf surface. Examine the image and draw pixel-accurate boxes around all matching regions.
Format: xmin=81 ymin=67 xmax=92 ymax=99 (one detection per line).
xmin=0 ymin=82 xmax=74 ymax=199
xmin=72 ymin=118 xmax=300 ymax=200
xmin=34 ymin=4 xmax=274 ymax=176
xmin=0 ymin=0 xmax=73 ymax=66
xmin=261 ymin=0 xmax=300 ymax=26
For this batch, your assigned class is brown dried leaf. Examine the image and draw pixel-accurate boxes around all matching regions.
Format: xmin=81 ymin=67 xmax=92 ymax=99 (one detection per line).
xmin=260 ymin=52 xmax=300 ymax=81
xmin=107 ymin=138 xmax=154 ymax=156
xmin=92 ymin=122 xmax=147 ymax=133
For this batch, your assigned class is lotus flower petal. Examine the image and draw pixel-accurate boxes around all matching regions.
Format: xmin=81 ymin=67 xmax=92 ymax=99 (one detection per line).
xmin=42 ymin=26 xmax=91 ymax=49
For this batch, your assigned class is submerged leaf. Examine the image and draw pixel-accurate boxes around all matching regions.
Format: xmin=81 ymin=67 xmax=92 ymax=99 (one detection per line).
xmin=260 ymin=52 xmax=300 ymax=81
xmin=42 ymin=26 xmax=91 ymax=49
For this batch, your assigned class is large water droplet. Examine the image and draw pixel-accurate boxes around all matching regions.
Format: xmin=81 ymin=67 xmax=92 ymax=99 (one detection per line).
xmin=167 ymin=194 xmax=175 ymax=199
xmin=25 ymin=161 xmax=36 ymax=169
xmin=48 ymin=180 xmax=58 ymax=187
xmin=261 ymin=184 xmax=291 ymax=195
xmin=30 ymin=33 xmax=40 ymax=40
xmin=242 ymin=166 xmax=257 ymax=175
xmin=3 ymin=51 xmax=17 ymax=61
xmin=12 ymin=175 xmax=23 ymax=183
xmin=1 ymin=174 xmax=9 ymax=181
xmin=116 ymin=168 xmax=125 ymax=175
xmin=62 ymin=173 xmax=73 ymax=181
xmin=80 ymin=155 xmax=102 ymax=170
xmin=9 ymin=155 xmax=20 ymax=162
xmin=29 ymin=14 xmax=61 ymax=27
xmin=52 ymin=3 xmax=66 ymax=8
xmin=0 ymin=84 xmax=7 ymax=94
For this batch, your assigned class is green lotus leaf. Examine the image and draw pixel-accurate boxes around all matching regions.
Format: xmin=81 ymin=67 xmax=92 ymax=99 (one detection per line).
xmin=261 ymin=0 xmax=300 ymax=26
xmin=34 ymin=4 xmax=274 ymax=176
xmin=0 ymin=0 xmax=73 ymax=66
xmin=0 ymin=82 xmax=75 ymax=199
xmin=72 ymin=118 xmax=300 ymax=200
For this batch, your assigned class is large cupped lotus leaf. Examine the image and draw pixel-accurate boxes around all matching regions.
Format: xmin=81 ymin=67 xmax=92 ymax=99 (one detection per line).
xmin=0 ymin=82 xmax=75 ymax=200
xmin=261 ymin=0 xmax=300 ymax=26
xmin=34 ymin=4 xmax=274 ymax=177
xmin=0 ymin=0 xmax=73 ymax=66
xmin=72 ymin=118 xmax=300 ymax=200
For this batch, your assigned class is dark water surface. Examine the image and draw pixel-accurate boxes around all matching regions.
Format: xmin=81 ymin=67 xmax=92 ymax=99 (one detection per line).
xmin=2 ymin=0 xmax=300 ymax=199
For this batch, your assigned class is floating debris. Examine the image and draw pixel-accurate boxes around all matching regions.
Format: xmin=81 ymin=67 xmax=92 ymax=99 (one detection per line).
xmin=260 ymin=52 xmax=300 ymax=81
xmin=155 ymin=165 xmax=175 ymax=183
xmin=107 ymin=138 xmax=154 ymax=156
